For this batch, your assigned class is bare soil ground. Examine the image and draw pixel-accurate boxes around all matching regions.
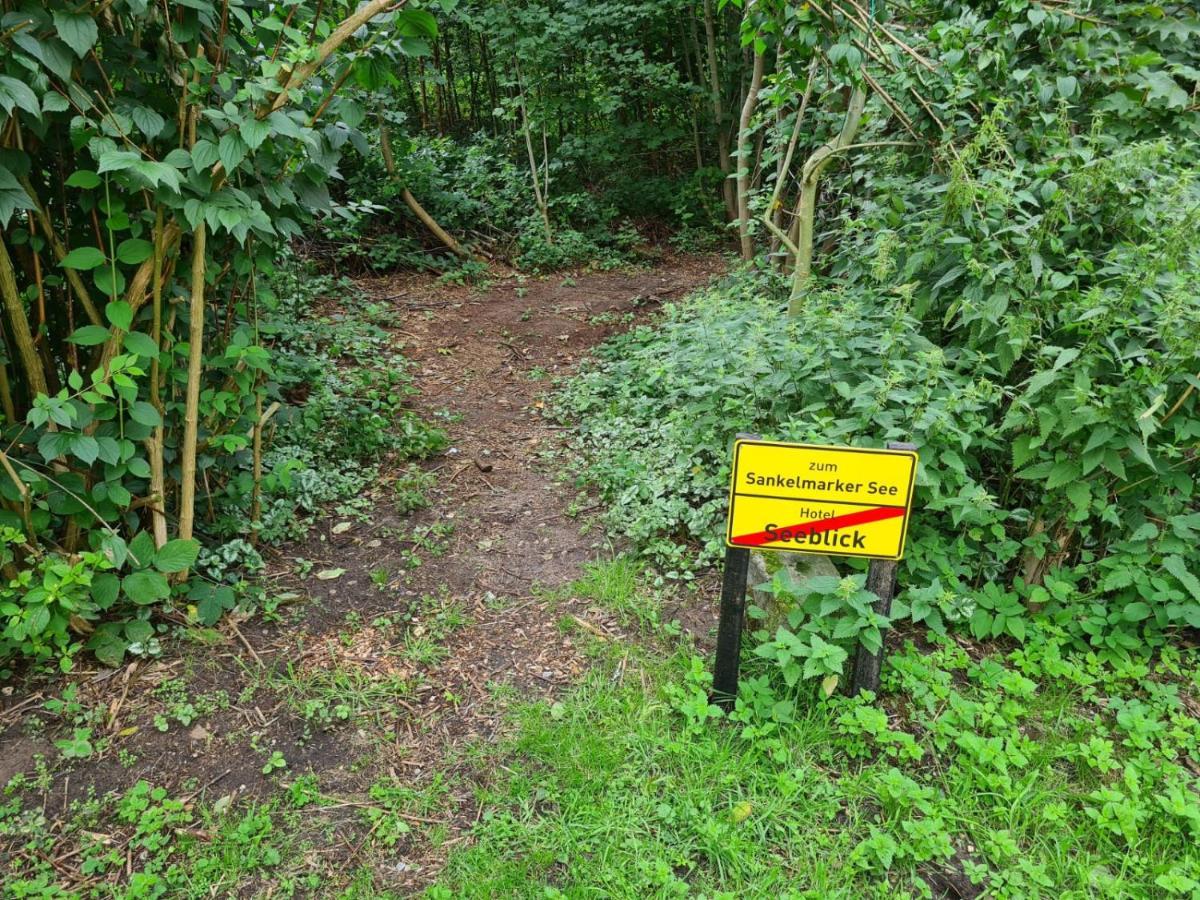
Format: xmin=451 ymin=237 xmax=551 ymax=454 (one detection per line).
xmin=0 ymin=253 xmax=723 ymax=895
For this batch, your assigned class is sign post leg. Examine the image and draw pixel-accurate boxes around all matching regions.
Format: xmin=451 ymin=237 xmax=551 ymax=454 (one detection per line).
xmin=711 ymin=544 xmax=750 ymax=711
xmin=850 ymin=558 xmax=897 ymax=696
xmin=849 ymin=439 xmax=915 ymax=698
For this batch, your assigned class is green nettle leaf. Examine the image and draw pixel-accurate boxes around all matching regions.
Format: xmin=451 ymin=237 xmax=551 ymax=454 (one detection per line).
xmin=154 ymin=539 xmax=200 ymax=574
xmin=122 ymin=570 xmax=171 ymax=605
xmin=131 ymin=106 xmax=166 ymax=139
xmin=395 ymin=8 xmax=438 ymax=39
xmin=53 ymin=11 xmax=99 ymax=57
xmin=60 ymin=247 xmax=106 ymax=270
xmin=65 ymin=170 xmax=102 ymax=189
xmin=0 ymin=76 xmax=40 ymax=118
xmin=68 ymin=325 xmax=112 ymax=346
xmin=91 ymin=573 xmax=120 ymax=610
xmin=116 ymin=239 xmax=154 ymax=265
xmin=123 ymin=331 xmax=159 ymax=358
xmin=195 ymin=585 xmax=235 ymax=626
xmin=97 ymin=150 xmax=141 ymax=174
xmin=27 ymin=604 xmax=51 ymax=636
xmin=1140 ymin=70 xmax=1188 ymax=108
xmin=87 ymin=625 xmax=127 ymax=668
xmin=11 ymin=30 xmax=73 ymax=80
xmin=239 ymin=117 xmax=271 ymax=151
xmin=218 ymin=132 xmax=248 ymax=174
xmin=129 ymin=401 xmax=162 ymax=427
xmin=191 ymin=140 xmax=220 ymax=171
xmin=124 ymin=619 xmax=154 ymax=644
xmin=106 ymin=300 xmax=133 ymax=332
xmin=71 ymin=435 xmax=100 ymax=465
xmin=1163 ymin=556 xmax=1200 ymax=603
xmin=128 ymin=531 xmax=156 ymax=568
xmin=43 ymin=92 xmax=70 ymax=113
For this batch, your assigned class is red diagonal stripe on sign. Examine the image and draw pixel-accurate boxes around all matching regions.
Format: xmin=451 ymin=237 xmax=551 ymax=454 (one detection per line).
xmin=732 ymin=505 xmax=905 ymax=547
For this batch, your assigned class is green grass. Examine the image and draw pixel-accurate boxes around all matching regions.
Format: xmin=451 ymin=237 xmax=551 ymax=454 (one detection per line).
xmin=6 ymin=558 xmax=1197 ymax=897
xmin=428 ymin=559 xmax=1200 ymax=899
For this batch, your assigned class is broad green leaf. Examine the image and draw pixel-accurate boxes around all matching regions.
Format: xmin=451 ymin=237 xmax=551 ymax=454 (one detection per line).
xmin=0 ymin=166 xmax=35 ymax=227
xmin=97 ymin=150 xmax=141 ymax=174
xmin=395 ymin=8 xmax=438 ymax=39
xmin=196 ymin=586 xmax=235 ymax=625
xmin=106 ymin=300 xmax=133 ymax=332
xmin=129 ymin=401 xmax=161 ymax=427
xmin=11 ymin=30 xmax=74 ymax=80
xmin=94 ymin=267 xmax=126 ymax=298
xmin=131 ymin=106 xmax=165 ymax=139
xmin=1140 ymin=70 xmax=1188 ymax=109
xmin=123 ymin=331 xmax=159 ymax=358
xmin=239 ymin=117 xmax=271 ymax=151
xmin=124 ymin=619 xmax=154 ymax=644
xmin=218 ymin=132 xmax=247 ymax=174
xmin=130 ymin=160 xmax=182 ymax=192
xmin=53 ymin=11 xmax=99 ymax=57
xmin=192 ymin=140 xmax=220 ymax=171
xmin=91 ymin=573 xmax=120 ymax=610
xmin=66 ymin=170 xmax=101 ymax=189
xmin=87 ymin=625 xmax=127 ymax=668
xmin=154 ymin=538 xmax=200 ymax=574
xmin=0 ymin=77 xmax=41 ymax=118
xmin=43 ymin=92 xmax=70 ymax=114
xmin=122 ymin=570 xmax=170 ymax=605
xmin=68 ymin=325 xmax=111 ymax=345
xmin=1122 ymin=601 xmax=1151 ymax=622
xmin=71 ymin=435 xmax=99 ymax=465
xmin=27 ymin=604 xmax=51 ymax=636
xmin=60 ymin=247 xmax=106 ymax=270
xmin=128 ymin=531 xmax=157 ymax=568
xmin=117 ymin=239 xmax=154 ymax=265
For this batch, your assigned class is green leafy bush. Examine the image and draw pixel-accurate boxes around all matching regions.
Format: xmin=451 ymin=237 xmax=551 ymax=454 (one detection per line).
xmin=560 ymin=138 xmax=1200 ymax=662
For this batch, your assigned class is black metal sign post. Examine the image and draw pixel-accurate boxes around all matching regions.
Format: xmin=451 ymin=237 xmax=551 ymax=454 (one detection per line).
xmin=849 ymin=441 xmax=915 ymax=696
xmin=711 ymin=543 xmax=750 ymax=711
xmin=711 ymin=433 xmax=758 ymax=711
xmin=849 ymin=558 xmax=898 ymax=696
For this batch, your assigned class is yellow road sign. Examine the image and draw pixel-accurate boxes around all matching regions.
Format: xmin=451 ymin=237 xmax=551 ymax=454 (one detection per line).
xmin=726 ymin=439 xmax=918 ymax=560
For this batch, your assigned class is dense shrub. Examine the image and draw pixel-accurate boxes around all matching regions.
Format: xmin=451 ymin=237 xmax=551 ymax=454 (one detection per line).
xmin=560 ymin=136 xmax=1200 ymax=660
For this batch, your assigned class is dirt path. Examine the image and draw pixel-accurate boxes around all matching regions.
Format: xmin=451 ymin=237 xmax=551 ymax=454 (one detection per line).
xmin=0 ymin=253 xmax=721 ymax=895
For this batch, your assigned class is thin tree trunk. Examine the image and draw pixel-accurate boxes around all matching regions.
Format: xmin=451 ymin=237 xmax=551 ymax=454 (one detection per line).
xmin=418 ymin=58 xmax=431 ymax=130
xmin=788 ymin=86 xmax=866 ymax=315
xmin=703 ymin=0 xmax=736 ymax=222
xmin=146 ymin=208 xmax=169 ymax=548
xmin=0 ymin=358 xmax=15 ymax=424
xmin=681 ymin=12 xmax=706 ymax=170
xmin=516 ymin=67 xmax=552 ymax=242
xmin=0 ymin=234 xmax=48 ymax=401
xmin=766 ymin=58 xmax=818 ymax=267
xmin=736 ymin=47 xmax=765 ymax=261
xmin=177 ymin=224 xmax=207 ymax=546
xmin=250 ymin=390 xmax=263 ymax=544
xmin=432 ymin=36 xmax=445 ymax=134
xmin=380 ymin=118 xmax=473 ymax=259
